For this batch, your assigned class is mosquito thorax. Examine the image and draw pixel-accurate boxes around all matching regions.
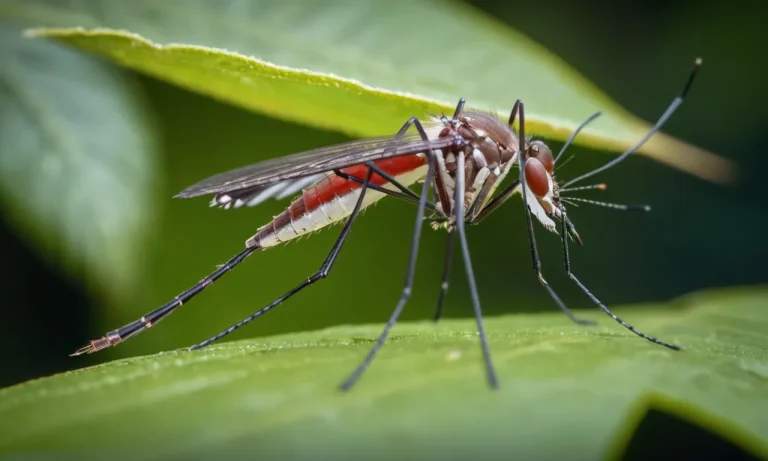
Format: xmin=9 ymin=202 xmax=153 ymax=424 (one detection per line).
xmin=433 ymin=110 xmax=518 ymax=181
xmin=429 ymin=110 xmax=521 ymax=220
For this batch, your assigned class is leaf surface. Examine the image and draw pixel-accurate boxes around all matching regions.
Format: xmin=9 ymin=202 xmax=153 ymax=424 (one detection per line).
xmin=1 ymin=287 xmax=765 ymax=460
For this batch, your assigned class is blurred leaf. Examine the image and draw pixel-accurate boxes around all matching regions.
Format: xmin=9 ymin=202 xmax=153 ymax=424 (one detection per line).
xmin=0 ymin=22 xmax=157 ymax=300
xmin=0 ymin=0 xmax=733 ymax=183
xmin=0 ymin=287 xmax=765 ymax=460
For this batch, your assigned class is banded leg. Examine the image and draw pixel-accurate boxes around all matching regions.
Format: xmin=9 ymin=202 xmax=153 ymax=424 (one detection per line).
xmin=547 ymin=60 xmax=701 ymax=347
xmin=338 ymin=119 xmax=443 ymax=391
xmin=189 ymin=168 xmax=376 ymax=350
xmin=559 ymin=206 xmax=679 ymax=349
xmin=471 ymin=177 xmax=593 ymax=324
xmin=515 ymin=101 xmax=596 ymax=327
xmin=71 ymin=245 xmax=259 ymax=356
xmin=71 ymin=110 xmax=442 ymax=357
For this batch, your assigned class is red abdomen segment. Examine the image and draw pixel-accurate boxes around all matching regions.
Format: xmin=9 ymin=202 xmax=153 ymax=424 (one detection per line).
xmin=249 ymin=154 xmax=428 ymax=248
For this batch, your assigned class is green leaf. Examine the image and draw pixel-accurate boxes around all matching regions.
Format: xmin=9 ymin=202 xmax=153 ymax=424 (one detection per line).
xmin=1 ymin=287 xmax=765 ymax=460
xmin=0 ymin=0 xmax=734 ymax=184
xmin=606 ymin=394 xmax=768 ymax=461
xmin=0 ymin=21 xmax=157 ymax=299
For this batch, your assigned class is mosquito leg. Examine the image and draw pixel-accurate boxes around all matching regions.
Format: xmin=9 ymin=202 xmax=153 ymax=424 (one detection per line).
xmin=71 ymin=245 xmax=259 ymax=356
xmin=337 ymin=160 xmax=425 ymax=204
xmin=559 ymin=206 xmax=680 ymax=349
xmin=454 ymin=150 xmax=499 ymax=389
xmin=333 ymin=168 xmax=445 ymax=217
xmin=470 ymin=179 xmax=521 ymax=225
xmin=507 ymin=99 xmax=521 ymax=127
xmin=366 ymin=105 xmax=457 ymax=219
xmin=188 ymin=168 xmax=376 ymax=350
xmin=515 ymin=102 xmax=596 ymax=327
xmin=376 ymin=115 xmax=429 ymax=173
xmin=73 ymin=111 xmax=440 ymax=357
xmin=433 ymin=230 xmax=456 ymax=322
xmin=365 ymin=162 xmax=422 ymax=201
xmin=338 ymin=120 xmax=442 ymax=391
xmin=333 ymin=169 xmax=441 ymax=213
xmin=453 ymin=98 xmax=466 ymax=118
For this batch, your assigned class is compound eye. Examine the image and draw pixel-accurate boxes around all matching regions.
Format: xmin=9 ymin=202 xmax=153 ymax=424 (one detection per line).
xmin=525 ymin=157 xmax=550 ymax=197
xmin=530 ymin=141 xmax=554 ymax=173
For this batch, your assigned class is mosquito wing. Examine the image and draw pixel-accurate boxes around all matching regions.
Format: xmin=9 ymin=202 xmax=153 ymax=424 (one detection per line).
xmin=176 ymin=130 xmax=459 ymax=201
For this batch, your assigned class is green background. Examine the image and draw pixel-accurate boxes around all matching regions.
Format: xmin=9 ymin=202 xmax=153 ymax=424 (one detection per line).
xmin=1 ymin=0 xmax=766 ymax=391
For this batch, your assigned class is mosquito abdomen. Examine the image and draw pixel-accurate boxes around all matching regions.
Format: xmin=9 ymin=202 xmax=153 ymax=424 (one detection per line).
xmin=248 ymin=154 xmax=429 ymax=248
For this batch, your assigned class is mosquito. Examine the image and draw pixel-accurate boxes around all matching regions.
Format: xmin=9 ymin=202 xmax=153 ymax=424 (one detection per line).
xmin=72 ymin=58 xmax=702 ymax=391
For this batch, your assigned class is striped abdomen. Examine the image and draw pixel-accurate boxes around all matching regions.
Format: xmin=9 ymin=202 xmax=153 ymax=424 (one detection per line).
xmin=248 ymin=154 xmax=428 ymax=248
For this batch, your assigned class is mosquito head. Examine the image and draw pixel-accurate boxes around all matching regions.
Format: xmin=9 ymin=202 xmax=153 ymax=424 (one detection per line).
xmin=524 ymin=140 xmax=555 ymax=192
xmin=520 ymin=138 xmax=561 ymax=221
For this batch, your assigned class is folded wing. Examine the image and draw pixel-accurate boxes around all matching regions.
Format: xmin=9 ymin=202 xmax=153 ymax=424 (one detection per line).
xmin=177 ymin=128 xmax=457 ymax=200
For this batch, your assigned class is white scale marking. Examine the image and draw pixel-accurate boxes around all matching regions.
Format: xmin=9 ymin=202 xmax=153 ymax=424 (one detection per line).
xmin=256 ymin=163 xmax=429 ymax=248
